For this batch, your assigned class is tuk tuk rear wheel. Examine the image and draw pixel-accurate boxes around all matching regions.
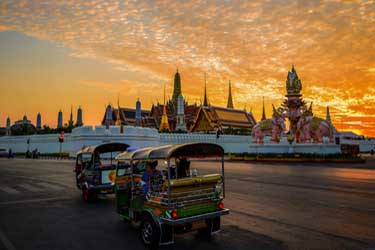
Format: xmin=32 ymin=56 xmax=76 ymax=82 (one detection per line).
xmin=140 ymin=217 xmax=160 ymax=247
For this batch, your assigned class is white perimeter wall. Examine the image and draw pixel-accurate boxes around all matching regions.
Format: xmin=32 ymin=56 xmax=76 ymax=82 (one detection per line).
xmin=1 ymin=125 xmax=373 ymax=156
xmin=0 ymin=126 xmax=160 ymax=157
xmin=160 ymin=134 xmax=341 ymax=154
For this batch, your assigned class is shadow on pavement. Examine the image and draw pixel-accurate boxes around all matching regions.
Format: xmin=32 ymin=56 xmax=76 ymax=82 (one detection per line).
xmin=163 ymin=225 xmax=285 ymax=250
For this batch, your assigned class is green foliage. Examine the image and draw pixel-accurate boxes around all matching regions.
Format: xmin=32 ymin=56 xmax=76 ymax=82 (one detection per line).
xmin=13 ymin=124 xmax=80 ymax=135
xmin=11 ymin=124 xmax=35 ymax=135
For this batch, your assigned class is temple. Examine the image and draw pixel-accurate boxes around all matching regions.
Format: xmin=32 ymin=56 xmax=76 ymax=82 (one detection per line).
xmin=102 ymin=70 xmax=199 ymax=131
xmin=101 ymin=70 xmax=257 ymax=134
xmin=190 ymin=105 xmax=256 ymax=134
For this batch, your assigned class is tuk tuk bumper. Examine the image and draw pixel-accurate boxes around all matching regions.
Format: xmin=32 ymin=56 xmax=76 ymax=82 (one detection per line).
xmin=159 ymin=209 xmax=230 ymax=225
xmin=88 ymin=183 xmax=114 ymax=193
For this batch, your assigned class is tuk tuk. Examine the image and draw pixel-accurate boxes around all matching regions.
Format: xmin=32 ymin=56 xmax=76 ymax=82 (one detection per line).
xmin=75 ymin=142 xmax=129 ymax=202
xmin=115 ymin=142 xmax=230 ymax=246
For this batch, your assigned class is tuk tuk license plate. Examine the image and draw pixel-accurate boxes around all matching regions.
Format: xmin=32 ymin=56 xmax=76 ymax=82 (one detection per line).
xmin=191 ymin=220 xmax=207 ymax=230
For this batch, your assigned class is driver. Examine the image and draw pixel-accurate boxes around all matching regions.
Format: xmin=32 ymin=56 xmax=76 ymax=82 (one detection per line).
xmin=141 ymin=160 xmax=161 ymax=194
xmin=176 ymin=158 xmax=190 ymax=178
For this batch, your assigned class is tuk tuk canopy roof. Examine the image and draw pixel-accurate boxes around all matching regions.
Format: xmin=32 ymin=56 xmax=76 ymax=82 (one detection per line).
xmin=76 ymin=142 xmax=129 ymax=155
xmin=116 ymin=143 xmax=224 ymax=161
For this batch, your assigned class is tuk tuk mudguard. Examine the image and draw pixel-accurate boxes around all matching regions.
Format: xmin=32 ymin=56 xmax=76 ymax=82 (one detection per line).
xmin=141 ymin=209 xmax=174 ymax=245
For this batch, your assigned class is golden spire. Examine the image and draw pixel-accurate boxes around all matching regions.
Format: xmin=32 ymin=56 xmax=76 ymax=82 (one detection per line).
xmin=159 ymin=84 xmax=170 ymax=132
xmin=203 ymin=72 xmax=209 ymax=106
xmin=261 ymin=96 xmax=266 ymax=121
xmin=227 ymin=80 xmax=234 ymax=109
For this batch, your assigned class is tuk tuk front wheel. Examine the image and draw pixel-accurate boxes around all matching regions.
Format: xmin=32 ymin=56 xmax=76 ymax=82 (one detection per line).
xmin=140 ymin=217 xmax=160 ymax=247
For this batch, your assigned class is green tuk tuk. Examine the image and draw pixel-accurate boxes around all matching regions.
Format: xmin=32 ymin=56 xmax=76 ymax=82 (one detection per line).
xmin=115 ymin=142 xmax=229 ymax=246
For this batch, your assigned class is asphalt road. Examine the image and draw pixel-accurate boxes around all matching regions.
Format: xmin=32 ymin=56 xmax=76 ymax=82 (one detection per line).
xmin=0 ymin=158 xmax=374 ymax=250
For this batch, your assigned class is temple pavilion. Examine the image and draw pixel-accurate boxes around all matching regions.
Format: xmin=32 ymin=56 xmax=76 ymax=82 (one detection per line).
xmin=101 ymin=70 xmax=256 ymax=134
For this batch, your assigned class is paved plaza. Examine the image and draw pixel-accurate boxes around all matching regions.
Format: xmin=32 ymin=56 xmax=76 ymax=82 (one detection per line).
xmin=0 ymin=158 xmax=374 ymax=250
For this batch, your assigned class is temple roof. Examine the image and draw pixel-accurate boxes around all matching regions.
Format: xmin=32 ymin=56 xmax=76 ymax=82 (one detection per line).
xmin=190 ymin=105 xmax=256 ymax=132
xmin=210 ymin=106 xmax=256 ymax=128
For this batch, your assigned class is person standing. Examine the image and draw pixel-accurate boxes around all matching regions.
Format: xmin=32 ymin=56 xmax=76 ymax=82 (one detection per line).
xmin=8 ymin=148 xmax=13 ymax=159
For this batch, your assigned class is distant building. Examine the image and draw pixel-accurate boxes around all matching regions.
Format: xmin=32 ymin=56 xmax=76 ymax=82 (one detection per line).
xmin=102 ymin=105 xmax=154 ymax=127
xmin=57 ymin=110 xmax=63 ymax=128
xmin=76 ymin=106 xmax=83 ymax=126
xmin=99 ymin=70 xmax=255 ymax=134
xmin=36 ymin=113 xmax=41 ymax=129
xmin=10 ymin=115 xmax=36 ymax=135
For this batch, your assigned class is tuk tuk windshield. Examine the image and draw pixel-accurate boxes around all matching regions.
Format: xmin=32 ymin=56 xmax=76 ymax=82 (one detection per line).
xmin=81 ymin=153 xmax=92 ymax=162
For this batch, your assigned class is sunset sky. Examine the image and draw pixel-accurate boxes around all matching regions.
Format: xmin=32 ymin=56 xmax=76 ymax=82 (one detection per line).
xmin=0 ymin=0 xmax=374 ymax=136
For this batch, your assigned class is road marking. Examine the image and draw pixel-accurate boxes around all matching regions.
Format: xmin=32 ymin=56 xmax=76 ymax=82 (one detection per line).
xmin=36 ymin=182 xmax=65 ymax=191
xmin=17 ymin=184 xmax=44 ymax=192
xmin=0 ymin=228 xmax=16 ymax=250
xmin=0 ymin=186 xmax=20 ymax=195
xmin=0 ymin=196 xmax=71 ymax=206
